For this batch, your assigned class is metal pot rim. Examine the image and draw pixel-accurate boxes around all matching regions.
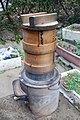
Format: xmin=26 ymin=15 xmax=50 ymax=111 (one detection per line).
xmin=19 ymin=68 xmax=61 ymax=88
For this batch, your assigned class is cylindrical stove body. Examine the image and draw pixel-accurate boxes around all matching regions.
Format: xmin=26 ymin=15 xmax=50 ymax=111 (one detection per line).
xmin=19 ymin=68 xmax=60 ymax=116
xmin=12 ymin=12 xmax=60 ymax=117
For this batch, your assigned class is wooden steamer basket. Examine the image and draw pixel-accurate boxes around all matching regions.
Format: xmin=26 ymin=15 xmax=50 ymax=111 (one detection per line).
xmin=21 ymin=13 xmax=58 ymax=74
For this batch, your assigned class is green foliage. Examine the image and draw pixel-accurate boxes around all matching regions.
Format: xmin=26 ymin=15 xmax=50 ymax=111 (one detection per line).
xmin=34 ymin=0 xmax=54 ymax=13
xmin=11 ymin=35 xmax=22 ymax=44
xmin=0 ymin=40 xmax=5 ymax=45
xmin=64 ymin=0 xmax=80 ymax=24
xmin=76 ymin=41 xmax=80 ymax=49
xmin=57 ymin=59 xmax=66 ymax=70
xmin=13 ymin=46 xmax=24 ymax=59
xmin=57 ymin=59 xmax=72 ymax=70
xmin=0 ymin=0 xmax=80 ymax=42
xmin=10 ymin=0 xmax=36 ymax=14
xmin=14 ymin=35 xmax=22 ymax=44
xmin=76 ymin=50 xmax=80 ymax=56
xmin=63 ymin=72 xmax=80 ymax=95
xmin=76 ymin=40 xmax=80 ymax=56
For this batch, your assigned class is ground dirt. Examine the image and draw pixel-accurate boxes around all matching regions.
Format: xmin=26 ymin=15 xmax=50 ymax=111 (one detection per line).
xmin=0 ymin=94 xmax=80 ymax=120
xmin=0 ymin=67 xmax=22 ymax=98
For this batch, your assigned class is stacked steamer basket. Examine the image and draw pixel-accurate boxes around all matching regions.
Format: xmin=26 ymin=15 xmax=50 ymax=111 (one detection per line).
xmin=22 ymin=12 xmax=57 ymax=74
xmin=13 ymin=12 xmax=60 ymax=117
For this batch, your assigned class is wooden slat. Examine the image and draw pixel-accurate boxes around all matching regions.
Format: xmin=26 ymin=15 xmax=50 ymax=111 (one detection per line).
xmin=23 ymin=29 xmax=56 ymax=44
xmin=29 ymin=13 xmax=57 ymax=27
xmin=25 ymin=53 xmax=53 ymax=66
xmin=21 ymin=12 xmax=46 ymax=24
xmin=23 ymin=41 xmax=56 ymax=54
xmin=24 ymin=61 xmax=55 ymax=74
xmin=42 ymin=30 xmax=56 ymax=44
xmin=23 ymin=30 xmax=38 ymax=44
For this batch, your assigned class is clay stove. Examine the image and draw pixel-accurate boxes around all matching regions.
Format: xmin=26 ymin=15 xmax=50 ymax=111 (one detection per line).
xmin=13 ymin=12 xmax=60 ymax=116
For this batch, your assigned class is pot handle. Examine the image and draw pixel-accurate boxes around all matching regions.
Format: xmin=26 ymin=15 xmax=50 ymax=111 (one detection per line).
xmin=48 ymin=81 xmax=60 ymax=90
xmin=12 ymin=79 xmax=29 ymax=102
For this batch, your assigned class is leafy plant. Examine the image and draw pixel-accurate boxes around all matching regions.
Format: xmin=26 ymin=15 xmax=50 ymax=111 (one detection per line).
xmin=76 ymin=40 xmax=80 ymax=56
xmin=62 ymin=72 xmax=80 ymax=95
xmin=76 ymin=50 xmax=80 ymax=56
xmin=13 ymin=46 xmax=24 ymax=59
xmin=57 ymin=59 xmax=71 ymax=70
xmin=11 ymin=35 xmax=22 ymax=44
xmin=57 ymin=59 xmax=66 ymax=70
xmin=0 ymin=40 xmax=5 ymax=45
